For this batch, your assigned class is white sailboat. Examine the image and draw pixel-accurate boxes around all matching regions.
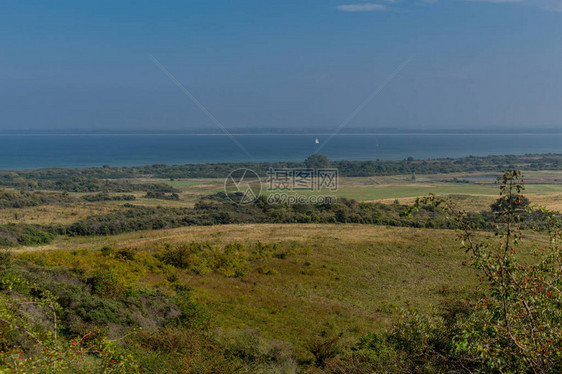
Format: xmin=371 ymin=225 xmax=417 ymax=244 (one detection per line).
xmin=315 ymin=137 xmax=320 ymax=144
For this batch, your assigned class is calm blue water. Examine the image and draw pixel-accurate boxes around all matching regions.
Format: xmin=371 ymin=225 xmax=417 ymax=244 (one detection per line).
xmin=0 ymin=134 xmax=560 ymax=169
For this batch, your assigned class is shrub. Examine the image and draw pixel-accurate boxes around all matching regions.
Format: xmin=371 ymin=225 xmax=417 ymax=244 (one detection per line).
xmin=88 ymin=269 xmax=126 ymax=298
xmin=394 ymin=170 xmax=562 ymax=372
xmin=307 ymin=337 xmax=341 ymax=369
xmin=0 ymin=224 xmax=55 ymax=247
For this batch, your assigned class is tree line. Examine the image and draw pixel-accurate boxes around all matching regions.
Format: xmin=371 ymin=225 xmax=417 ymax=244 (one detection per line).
xmin=0 ymin=154 xmax=559 ymax=191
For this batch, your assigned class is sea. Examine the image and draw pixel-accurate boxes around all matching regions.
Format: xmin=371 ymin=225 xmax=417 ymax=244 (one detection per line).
xmin=0 ymin=133 xmax=560 ymax=170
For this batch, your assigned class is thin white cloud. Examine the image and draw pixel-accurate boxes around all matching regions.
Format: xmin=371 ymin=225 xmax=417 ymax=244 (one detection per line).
xmin=337 ymin=3 xmax=387 ymax=11
xmin=337 ymin=0 xmax=562 ymax=12
xmin=439 ymin=0 xmax=562 ymax=11
xmin=478 ymin=0 xmax=562 ymax=10
xmin=529 ymin=0 xmax=562 ymax=10
xmin=470 ymin=0 xmax=524 ymax=3
xmin=539 ymin=0 xmax=562 ymax=11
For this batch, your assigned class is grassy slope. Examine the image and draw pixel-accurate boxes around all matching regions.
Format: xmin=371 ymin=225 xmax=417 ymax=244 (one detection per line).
xmin=183 ymin=225 xmax=476 ymax=350
xmin=17 ymin=224 xmax=478 ymax=357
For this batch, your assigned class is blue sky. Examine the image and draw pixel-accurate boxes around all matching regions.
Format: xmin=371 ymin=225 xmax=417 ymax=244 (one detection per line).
xmin=1 ymin=0 xmax=561 ymax=130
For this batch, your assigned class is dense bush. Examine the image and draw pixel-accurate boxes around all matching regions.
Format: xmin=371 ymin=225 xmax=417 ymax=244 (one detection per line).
xmin=0 ymin=188 xmax=75 ymax=208
xmin=0 ymin=224 xmax=55 ymax=247
xmin=144 ymin=191 xmax=180 ymax=200
xmin=0 ymin=175 xmax=179 ymax=193
xmin=52 ymin=196 xmax=494 ymax=238
xmin=0 ymin=264 xmax=143 ymax=373
xmin=81 ymin=193 xmax=136 ymax=202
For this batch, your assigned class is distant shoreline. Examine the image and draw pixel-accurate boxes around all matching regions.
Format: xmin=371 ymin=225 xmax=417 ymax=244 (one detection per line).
xmin=0 ymin=132 xmax=561 ymax=136
xmin=0 ymin=128 xmax=560 ymax=136
xmin=0 ymin=133 xmax=558 ymax=170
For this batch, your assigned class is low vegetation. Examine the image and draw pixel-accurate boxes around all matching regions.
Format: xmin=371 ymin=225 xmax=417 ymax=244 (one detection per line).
xmin=45 ymin=196 xmax=483 ymax=238
xmin=0 ymin=224 xmax=54 ymax=247
xmin=0 ymin=154 xmax=560 ymax=192
xmin=81 ymin=193 xmax=136 ymax=202
xmin=37 ymin=191 xmax=548 ymax=242
xmin=0 ymin=176 xmax=179 ymax=193
xmin=0 ymin=189 xmax=75 ymax=208
xmin=0 ymin=169 xmax=560 ymax=373
xmin=144 ymin=191 xmax=180 ymax=201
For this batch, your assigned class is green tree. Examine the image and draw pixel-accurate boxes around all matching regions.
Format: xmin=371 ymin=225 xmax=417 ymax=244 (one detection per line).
xmin=304 ymin=154 xmax=330 ymax=169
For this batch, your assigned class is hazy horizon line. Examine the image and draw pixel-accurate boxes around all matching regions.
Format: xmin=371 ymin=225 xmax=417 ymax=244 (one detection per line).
xmin=0 ymin=127 xmax=561 ymax=135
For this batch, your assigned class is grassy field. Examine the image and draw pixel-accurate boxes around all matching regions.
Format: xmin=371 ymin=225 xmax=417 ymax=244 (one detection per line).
xmin=134 ymin=170 xmax=562 ymax=211
xmin=5 ymin=170 xmax=562 ymax=344
xmin=18 ymin=224 xmax=479 ymax=357
xmin=2 ymin=168 xmax=559 ymax=370
xmin=18 ymin=221 xmax=549 ymax=361
xmin=2 ymin=170 xmax=560 ymax=226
